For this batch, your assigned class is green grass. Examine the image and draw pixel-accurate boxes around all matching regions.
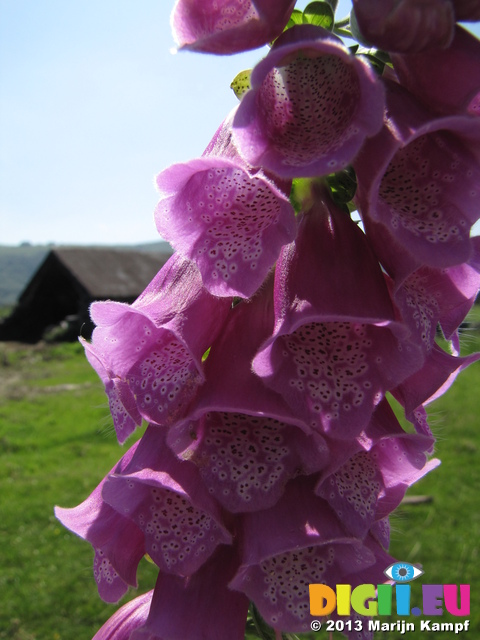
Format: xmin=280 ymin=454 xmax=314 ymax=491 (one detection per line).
xmin=1 ymin=317 xmax=479 ymax=640
xmin=0 ymin=342 xmax=158 ymax=640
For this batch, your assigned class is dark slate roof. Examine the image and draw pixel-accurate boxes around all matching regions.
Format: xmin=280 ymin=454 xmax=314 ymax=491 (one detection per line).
xmin=52 ymin=247 xmax=172 ymax=299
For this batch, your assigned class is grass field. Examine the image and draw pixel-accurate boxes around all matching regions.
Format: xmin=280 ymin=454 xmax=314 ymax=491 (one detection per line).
xmin=0 ymin=316 xmax=479 ymax=640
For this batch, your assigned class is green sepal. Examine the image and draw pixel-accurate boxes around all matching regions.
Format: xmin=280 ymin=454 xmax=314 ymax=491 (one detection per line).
xmin=290 ymin=178 xmax=315 ymax=215
xmin=230 ymin=69 xmax=252 ymax=100
xmin=355 ymin=46 xmax=392 ymax=74
xmin=302 ymin=1 xmax=336 ymax=30
xmin=326 ymin=166 xmax=357 ymax=206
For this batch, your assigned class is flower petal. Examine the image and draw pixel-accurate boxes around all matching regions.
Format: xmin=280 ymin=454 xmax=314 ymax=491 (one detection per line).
xmin=102 ymin=426 xmax=232 ymax=576
xmin=92 ymin=590 xmax=153 ymax=640
xmin=231 ymin=477 xmax=377 ymax=633
xmin=173 ymin=411 xmax=329 ymax=513
xmin=171 ymin=0 xmax=295 ymax=54
xmin=253 ymin=196 xmax=422 ymax=437
xmin=55 ymin=443 xmax=145 ymax=602
xmin=392 ymin=25 xmax=480 ymax=116
xmin=131 ymin=547 xmax=249 ymax=640
xmin=355 ymin=81 xmax=480 ymax=270
xmin=352 ymin=0 xmax=454 ymax=53
xmin=232 ymin=24 xmax=384 ymax=177
xmin=84 ymin=254 xmax=231 ymax=438
xmin=155 ymin=157 xmax=296 ymax=297
xmin=393 ymin=344 xmax=480 ymax=416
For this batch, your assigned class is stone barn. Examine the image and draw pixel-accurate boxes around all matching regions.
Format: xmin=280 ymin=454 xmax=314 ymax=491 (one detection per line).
xmin=0 ymin=247 xmax=172 ymax=342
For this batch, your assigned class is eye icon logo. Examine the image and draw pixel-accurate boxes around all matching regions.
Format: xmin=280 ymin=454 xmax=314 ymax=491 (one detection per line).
xmin=384 ymin=562 xmax=424 ymax=583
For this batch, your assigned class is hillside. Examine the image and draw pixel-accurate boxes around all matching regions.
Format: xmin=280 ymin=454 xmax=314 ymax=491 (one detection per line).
xmin=0 ymin=241 xmax=172 ymax=308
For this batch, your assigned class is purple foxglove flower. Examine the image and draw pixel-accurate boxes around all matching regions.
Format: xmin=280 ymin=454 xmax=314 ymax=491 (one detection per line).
xmin=392 ymin=240 xmax=480 ymax=356
xmin=154 ymin=157 xmax=296 ymax=298
xmin=351 ymin=0 xmax=455 ymax=53
xmin=232 ymin=24 xmax=385 ymax=178
xmin=82 ymin=253 xmax=231 ymax=442
xmin=316 ymin=404 xmax=439 ymax=538
xmin=392 ymin=26 xmax=480 ymax=117
xmin=164 ymin=278 xmax=332 ymax=513
xmin=83 ymin=346 xmax=143 ymax=444
xmin=327 ymin=537 xmax=398 ymax=640
xmin=230 ymin=476 xmax=390 ymax=633
xmin=102 ymin=425 xmax=232 ymax=577
xmin=92 ymin=590 xmax=153 ymax=640
xmin=55 ymin=443 xmax=145 ymax=603
xmin=354 ymin=80 xmax=480 ymax=271
xmin=131 ymin=547 xmax=249 ymax=640
xmin=168 ymin=272 xmax=311 ymax=429
xmin=252 ymin=191 xmax=422 ymax=437
xmin=393 ymin=343 xmax=480 ymax=417
xmin=171 ymin=410 xmax=329 ymax=513
xmin=171 ymin=0 xmax=295 ymax=55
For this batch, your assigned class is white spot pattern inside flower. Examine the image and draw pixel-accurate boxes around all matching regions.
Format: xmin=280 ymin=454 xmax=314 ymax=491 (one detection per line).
xmin=214 ymin=0 xmax=258 ymax=29
xmin=260 ymin=546 xmax=335 ymax=629
xmin=259 ymin=54 xmax=359 ymax=166
xmin=194 ymin=412 xmax=292 ymax=511
xmin=137 ymin=486 xmax=220 ymax=574
xmin=280 ymin=322 xmax=373 ymax=426
xmin=379 ymin=132 xmax=476 ymax=243
xmin=184 ymin=167 xmax=281 ymax=282
xmin=94 ymin=549 xmax=120 ymax=587
xmin=401 ymin=272 xmax=440 ymax=349
xmin=328 ymin=452 xmax=381 ymax=520
xmin=107 ymin=386 xmax=134 ymax=439
xmin=130 ymin=331 xmax=201 ymax=425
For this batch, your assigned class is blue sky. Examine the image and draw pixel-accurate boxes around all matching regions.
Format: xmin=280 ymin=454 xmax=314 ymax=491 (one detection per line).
xmin=0 ymin=1 xmax=478 ymax=246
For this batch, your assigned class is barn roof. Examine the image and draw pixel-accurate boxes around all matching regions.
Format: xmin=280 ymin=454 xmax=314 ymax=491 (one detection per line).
xmin=43 ymin=247 xmax=172 ymax=300
xmin=0 ymin=246 xmax=174 ymax=342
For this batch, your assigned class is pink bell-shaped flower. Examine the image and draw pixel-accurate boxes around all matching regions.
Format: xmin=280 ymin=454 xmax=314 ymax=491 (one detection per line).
xmin=354 ymin=80 xmax=480 ymax=273
xmin=155 ymin=118 xmax=296 ymax=298
xmin=82 ymin=253 xmax=231 ymax=442
xmin=55 ymin=443 xmax=145 ymax=603
xmin=252 ymin=188 xmax=422 ymax=437
xmin=102 ymin=426 xmax=232 ymax=576
xmin=171 ymin=0 xmax=295 ymax=54
xmin=351 ymin=0 xmax=455 ymax=53
xmin=92 ymin=590 xmax=153 ymax=640
xmin=232 ymin=24 xmax=384 ymax=178
xmin=392 ymin=25 xmax=480 ymax=117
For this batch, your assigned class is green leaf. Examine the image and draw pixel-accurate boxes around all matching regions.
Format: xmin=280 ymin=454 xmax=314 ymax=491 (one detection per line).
xmin=302 ymin=1 xmax=335 ymax=30
xmin=230 ymin=69 xmax=251 ymax=100
xmin=284 ymin=8 xmax=304 ymax=30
